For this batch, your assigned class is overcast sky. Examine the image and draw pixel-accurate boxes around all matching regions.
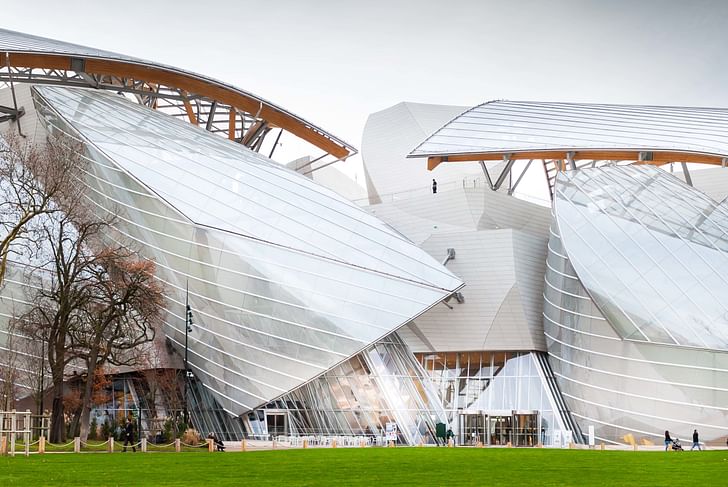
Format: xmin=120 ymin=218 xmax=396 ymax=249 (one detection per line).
xmin=4 ymin=0 xmax=728 ymax=182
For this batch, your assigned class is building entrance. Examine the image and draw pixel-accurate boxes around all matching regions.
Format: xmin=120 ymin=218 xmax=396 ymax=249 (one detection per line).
xmin=459 ymin=411 xmax=539 ymax=446
xmin=459 ymin=413 xmax=486 ymax=445
xmin=513 ymin=412 xmax=539 ymax=446
xmin=265 ymin=412 xmax=288 ymax=437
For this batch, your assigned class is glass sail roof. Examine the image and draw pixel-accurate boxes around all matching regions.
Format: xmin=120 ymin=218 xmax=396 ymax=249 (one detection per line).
xmin=409 ymin=100 xmax=728 ymax=158
xmin=35 ymin=85 xmax=460 ymax=291
xmin=554 ymin=165 xmax=728 ymax=350
xmin=31 ymin=85 xmax=463 ymax=413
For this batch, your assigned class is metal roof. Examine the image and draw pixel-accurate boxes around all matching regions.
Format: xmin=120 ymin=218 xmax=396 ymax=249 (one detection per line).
xmin=0 ymin=28 xmax=356 ymax=160
xmin=409 ymin=100 xmax=728 ymax=165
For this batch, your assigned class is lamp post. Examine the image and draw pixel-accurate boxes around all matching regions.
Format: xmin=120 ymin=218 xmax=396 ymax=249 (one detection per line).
xmin=38 ymin=337 xmax=45 ymax=438
xmin=183 ymin=281 xmax=194 ymax=426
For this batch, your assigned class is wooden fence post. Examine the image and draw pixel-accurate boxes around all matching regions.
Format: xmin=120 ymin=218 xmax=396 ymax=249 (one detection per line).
xmin=174 ymin=438 xmax=181 ymax=452
xmin=302 ymin=439 xmax=308 ymax=449
xmin=207 ymin=438 xmax=214 ymax=452
xmin=73 ymin=437 xmax=80 ymax=453
xmin=241 ymin=439 xmax=247 ymax=452
xmin=141 ymin=438 xmax=147 ymax=453
xmin=108 ymin=437 xmax=114 ymax=453
xmin=39 ymin=436 xmax=46 ymax=454
xmin=0 ymin=436 xmax=6 ymax=455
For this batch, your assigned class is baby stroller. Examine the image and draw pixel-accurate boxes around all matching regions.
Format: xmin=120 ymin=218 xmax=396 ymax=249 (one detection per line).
xmin=671 ymin=438 xmax=684 ymax=451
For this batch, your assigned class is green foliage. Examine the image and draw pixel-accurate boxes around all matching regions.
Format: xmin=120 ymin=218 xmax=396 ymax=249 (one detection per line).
xmin=1 ymin=448 xmax=728 ymax=486
xmin=161 ymin=417 xmax=188 ymax=441
xmin=100 ymin=420 xmax=111 ymax=440
xmin=88 ymin=418 xmax=98 ymax=440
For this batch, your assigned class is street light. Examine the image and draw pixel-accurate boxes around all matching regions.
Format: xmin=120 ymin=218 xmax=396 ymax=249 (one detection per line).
xmin=183 ymin=281 xmax=194 ymax=426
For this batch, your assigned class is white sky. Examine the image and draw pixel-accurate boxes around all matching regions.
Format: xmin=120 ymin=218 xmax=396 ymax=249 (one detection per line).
xmin=4 ymin=0 xmax=728 ymax=186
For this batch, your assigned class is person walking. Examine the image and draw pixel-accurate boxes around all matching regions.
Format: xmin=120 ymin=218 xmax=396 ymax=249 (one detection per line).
xmin=123 ymin=418 xmax=136 ymax=452
xmin=691 ymin=429 xmax=701 ymax=451
xmin=446 ymin=427 xmax=454 ymax=446
xmin=664 ymin=430 xmax=672 ymax=451
xmin=432 ymin=179 xmax=438 ymax=194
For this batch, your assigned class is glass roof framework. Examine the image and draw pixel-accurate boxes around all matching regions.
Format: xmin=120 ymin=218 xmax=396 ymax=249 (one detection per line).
xmin=0 ymin=28 xmax=356 ymax=164
xmin=553 ymin=165 xmax=728 ymax=350
xmin=31 ymin=85 xmax=463 ymax=414
xmin=410 ymin=101 xmax=728 ymax=158
xmin=407 ymin=100 xmax=728 ymax=200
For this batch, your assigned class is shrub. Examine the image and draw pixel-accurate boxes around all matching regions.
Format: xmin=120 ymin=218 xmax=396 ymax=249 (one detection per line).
xmin=181 ymin=428 xmax=201 ymax=445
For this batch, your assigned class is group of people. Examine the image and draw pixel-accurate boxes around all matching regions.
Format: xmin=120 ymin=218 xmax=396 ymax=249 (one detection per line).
xmin=664 ymin=429 xmax=702 ymax=451
xmin=120 ymin=418 xmax=225 ymax=452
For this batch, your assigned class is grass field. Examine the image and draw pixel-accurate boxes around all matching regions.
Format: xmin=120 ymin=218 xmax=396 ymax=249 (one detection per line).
xmin=1 ymin=448 xmax=727 ymax=486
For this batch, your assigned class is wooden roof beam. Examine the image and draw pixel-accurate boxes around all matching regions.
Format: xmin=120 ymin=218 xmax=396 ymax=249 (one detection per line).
xmin=1 ymin=53 xmax=352 ymax=159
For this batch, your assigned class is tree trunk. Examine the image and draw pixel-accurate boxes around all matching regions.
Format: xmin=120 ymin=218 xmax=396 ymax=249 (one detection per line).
xmin=50 ymin=392 xmax=65 ymax=443
xmin=49 ymin=342 xmax=67 ymax=443
xmin=78 ymin=353 xmax=98 ymax=442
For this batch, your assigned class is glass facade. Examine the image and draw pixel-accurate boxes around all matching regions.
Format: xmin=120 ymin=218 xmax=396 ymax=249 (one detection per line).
xmin=415 ymin=350 xmax=569 ymax=446
xmin=546 ymin=165 xmax=728 ymax=445
xmin=252 ymin=333 xmax=446 ymax=445
xmin=27 ymin=85 xmax=462 ymax=417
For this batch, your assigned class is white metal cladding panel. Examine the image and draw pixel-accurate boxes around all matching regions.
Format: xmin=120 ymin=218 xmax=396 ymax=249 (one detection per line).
xmin=32 ymin=87 xmax=461 ymax=414
xmin=408 ymin=229 xmax=545 ymax=352
xmin=34 ymin=85 xmax=460 ymax=292
xmin=361 ymin=185 xmax=551 ymax=352
xmin=468 ymin=188 xmax=551 ymax=235
xmin=0 ymin=85 xmax=47 ymax=142
xmin=673 ymin=166 xmax=728 ymax=202
xmin=512 ymin=231 xmax=549 ymax=350
xmin=362 ymin=102 xmax=480 ymax=200
xmin=410 ymin=100 xmax=728 ymax=158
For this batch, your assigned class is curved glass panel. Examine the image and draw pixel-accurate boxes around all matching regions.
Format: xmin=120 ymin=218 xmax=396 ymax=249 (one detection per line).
xmin=554 ymin=165 xmax=728 ymax=349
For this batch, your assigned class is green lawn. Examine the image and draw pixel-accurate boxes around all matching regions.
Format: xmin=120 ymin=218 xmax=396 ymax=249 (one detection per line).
xmin=1 ymin=448 xmax=726 ymax=486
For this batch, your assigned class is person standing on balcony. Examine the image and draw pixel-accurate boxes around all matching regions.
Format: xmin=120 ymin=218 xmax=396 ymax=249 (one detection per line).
xmin=432 ymin=179 xmax=438 ymax=194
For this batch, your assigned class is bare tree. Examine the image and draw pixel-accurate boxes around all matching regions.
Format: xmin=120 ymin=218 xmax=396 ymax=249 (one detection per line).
xmin=0 ymin=134 xmax=84 ymax=289
xmin=73 ymin=252 xmax=165 ymax=442
xmin=18 ymin=206 xmax=106 ymax=442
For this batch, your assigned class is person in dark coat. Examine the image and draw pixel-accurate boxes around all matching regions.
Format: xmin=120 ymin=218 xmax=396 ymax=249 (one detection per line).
xmin=664 ymin=430 xmax=672 ymax=451
xmin=432 ymin=179 xmax=438 ymax=194
xmin=123 ymin=419 xmax=136 ymax=452
xmin=207 ymin=432 xmax=225 ymax=452
xmin=691 ymin=429 xmax=701 ymax=451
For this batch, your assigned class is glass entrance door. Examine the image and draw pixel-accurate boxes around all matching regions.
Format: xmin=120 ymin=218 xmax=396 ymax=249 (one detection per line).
xmin=266 ymin=412 xmax=287 ymax=437
xmin=459 ymin=414 xmax=486 ymax=445
xmin=513 ymin=413 xmax=538 ymax=446
xmin=488 ymin=415 xmax=513 ymax=446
